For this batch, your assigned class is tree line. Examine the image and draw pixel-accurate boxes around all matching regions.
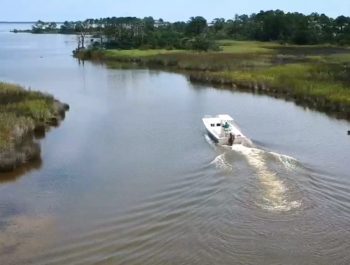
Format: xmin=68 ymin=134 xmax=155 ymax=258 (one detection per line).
xmin=30 ymin=10 xmax=350 ymax=51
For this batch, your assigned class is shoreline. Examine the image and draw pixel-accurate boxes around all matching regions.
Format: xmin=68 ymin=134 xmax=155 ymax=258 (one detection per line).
xmin=75 ymin=44 xmax=350 ymax=121
xmin=188 ymin=73 xmax=350 ymax=121
xmin=0 ymin=83 xmax=69 ymax=173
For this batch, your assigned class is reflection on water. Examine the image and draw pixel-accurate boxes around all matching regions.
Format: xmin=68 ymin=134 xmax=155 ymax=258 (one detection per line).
xmin=1 ymin=24 xmax=350 ymax=265
xmin=0 ymin=158 xmax=42 ymax=184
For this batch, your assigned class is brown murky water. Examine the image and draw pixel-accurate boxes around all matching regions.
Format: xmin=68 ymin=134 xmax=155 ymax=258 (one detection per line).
xmin=1 ymin=23 xmax=350 ymax=265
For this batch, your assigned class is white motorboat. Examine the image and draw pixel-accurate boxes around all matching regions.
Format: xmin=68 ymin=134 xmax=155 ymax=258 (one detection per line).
xmin=202 ymin=114 xmax=250 ymax=146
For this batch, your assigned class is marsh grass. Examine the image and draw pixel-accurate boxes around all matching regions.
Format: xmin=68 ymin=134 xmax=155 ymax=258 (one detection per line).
xmin=210 ymin=63 xmax=350 ymax=102
xmin=0 ymin=82 xmax=57 ymax=151
xmin=92 ymin=50 xmax=273 ymax=71
xmin=104 ymin=49 xmax=182 ymax=58
xmin=0 ymin=113 xmax=34 ymax=150
xmin=78 ymin=40 xmax=350 ymax=118
xmin=217 ymin=40 xmax=277 ymax=54
xmin=327 ymin=53 xmax=350 ymax=63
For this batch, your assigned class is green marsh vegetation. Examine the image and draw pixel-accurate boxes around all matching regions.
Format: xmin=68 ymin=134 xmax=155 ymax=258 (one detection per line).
xmin=69 ymin=10 xmax=350 ymax=118
xmin=0 ymin=82 xmax=69 ymax=172
xmin=78 ymin=40 xmax=350 ymax=119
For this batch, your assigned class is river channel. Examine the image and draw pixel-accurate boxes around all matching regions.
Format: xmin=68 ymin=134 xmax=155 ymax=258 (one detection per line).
xmin=1 ymin=23 xmax=350 ymax=265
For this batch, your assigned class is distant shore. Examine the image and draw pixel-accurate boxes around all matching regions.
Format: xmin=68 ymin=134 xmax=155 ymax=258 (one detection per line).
xmin=0 ymin=82 xmax=69 ymax=172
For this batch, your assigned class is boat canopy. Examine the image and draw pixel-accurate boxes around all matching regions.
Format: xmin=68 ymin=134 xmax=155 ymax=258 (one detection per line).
xmin=217 ymin=114 xmax=233 ymax=121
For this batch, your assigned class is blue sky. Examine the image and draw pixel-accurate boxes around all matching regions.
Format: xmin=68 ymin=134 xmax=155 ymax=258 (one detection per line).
xmin=1 ymin=0 xmax=349 ymax=21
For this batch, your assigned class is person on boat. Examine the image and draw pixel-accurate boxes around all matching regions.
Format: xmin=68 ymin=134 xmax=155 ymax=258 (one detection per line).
xmin=228 ymin=133 xmax=235 ymax=146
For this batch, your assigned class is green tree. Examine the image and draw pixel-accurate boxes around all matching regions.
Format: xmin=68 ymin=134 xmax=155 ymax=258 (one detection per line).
xmin=186 ymin=16 xmax=207 ymax=36
xmin=32 ymin=20 xmax=46 ymax=33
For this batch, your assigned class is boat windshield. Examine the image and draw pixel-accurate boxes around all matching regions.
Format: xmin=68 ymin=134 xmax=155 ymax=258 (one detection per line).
xmin=223 ymin=120 xmax=240 ymax=130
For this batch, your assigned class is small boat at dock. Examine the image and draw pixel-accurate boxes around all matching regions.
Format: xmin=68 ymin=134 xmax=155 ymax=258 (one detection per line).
xmin=202 ymin=114 xmax=250 ymax=146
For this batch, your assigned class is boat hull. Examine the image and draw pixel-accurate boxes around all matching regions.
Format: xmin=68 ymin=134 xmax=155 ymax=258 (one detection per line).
xmin=205 ymin=127 xmax=227 ymax=144
xmin=202 ymin=114 xmax=251 ymax=146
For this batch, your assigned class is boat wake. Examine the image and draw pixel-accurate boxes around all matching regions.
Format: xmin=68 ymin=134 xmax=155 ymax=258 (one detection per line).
xmin=232 ymin=145 xmax=301 ymax=212
xmin=210 ymin=138 xmax=302 ymax=212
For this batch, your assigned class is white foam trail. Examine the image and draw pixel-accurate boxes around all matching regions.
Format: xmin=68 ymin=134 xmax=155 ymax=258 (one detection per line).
xmin=269 ymin=151 xmax=298 ymax=171
xmin=211 ymin=154 xmax=233 ymax=172
xmin=232 ymin=145 xmax=301 ymax=212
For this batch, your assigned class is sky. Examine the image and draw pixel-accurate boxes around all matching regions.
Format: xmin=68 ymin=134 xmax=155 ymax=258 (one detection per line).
xmin=1 ymin=0 xmax=349 ymax=22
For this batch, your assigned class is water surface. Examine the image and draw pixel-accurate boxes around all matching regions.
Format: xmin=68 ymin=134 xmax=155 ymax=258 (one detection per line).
xmin=1 ymin=24 xmax=350 ymax=265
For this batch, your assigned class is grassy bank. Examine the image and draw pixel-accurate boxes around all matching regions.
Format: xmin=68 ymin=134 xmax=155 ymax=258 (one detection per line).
xmin=76 ymin=41 xmax=350 ymax=119
xmin=0 ymin=82 xmax=69 ymax=172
